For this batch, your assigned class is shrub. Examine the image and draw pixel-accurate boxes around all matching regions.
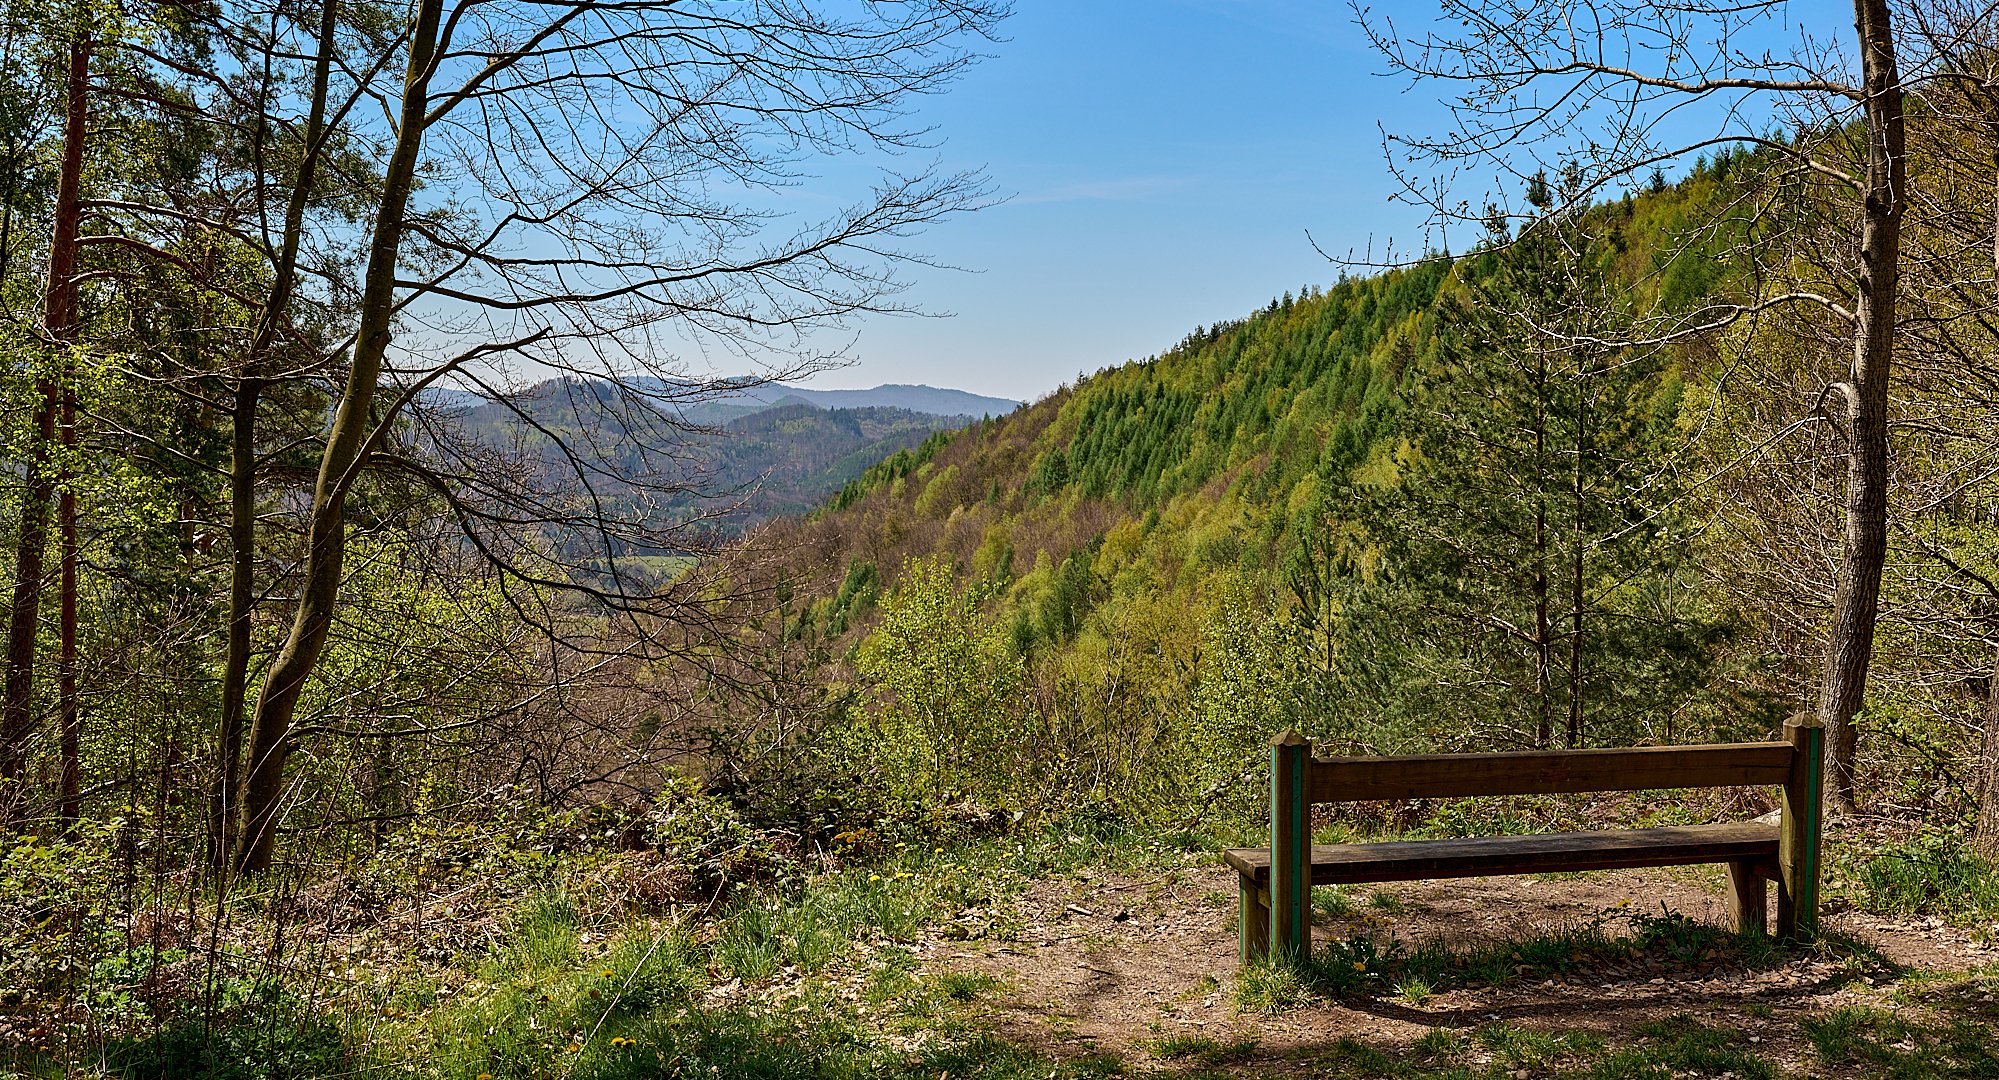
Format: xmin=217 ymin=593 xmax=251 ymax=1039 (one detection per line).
xmin=107 ymin=980 xmax=347 ymax=1080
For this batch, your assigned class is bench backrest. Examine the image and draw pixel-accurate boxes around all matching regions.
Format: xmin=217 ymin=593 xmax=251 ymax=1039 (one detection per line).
xmin=1300 ymin=741 xmax=1797 ymax=803
xmin=1260 ymin=724 xmax=1825 ymax=954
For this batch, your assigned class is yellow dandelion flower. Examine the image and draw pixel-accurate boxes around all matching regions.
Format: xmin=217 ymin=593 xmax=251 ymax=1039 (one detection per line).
xmin=1352 ymin=961 xmax=1366 ymax=971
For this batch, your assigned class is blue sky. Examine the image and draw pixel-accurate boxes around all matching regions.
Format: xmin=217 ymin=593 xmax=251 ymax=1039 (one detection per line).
xmin=810 ymin=0 xmax=1425 ymax=402
xmin=797 ymin=0 xmax=1844 ymax=403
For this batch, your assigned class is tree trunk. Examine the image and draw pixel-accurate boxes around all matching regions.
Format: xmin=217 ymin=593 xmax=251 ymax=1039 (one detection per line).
xmin=1569 ymin=358 xmax=1587 ymax=749
xmin=1976 ymin=640 xmax=1999 ymax=858
xmin=0 ymin=36 xmax=87 ymax=823
xmin=236 ymin=0 xmax=443 ymax=872
xmin=57 ymin=377 xmax=77 ymax=827
xmin=1816 ymin=0 xmax=1905 ymax=814
xmin=216 ymin=0 xmax=340 ymax=875
xmin=1533 ymin=349 xmax=1553 ymax=748
xmin=213 ymin=379 xmax=260 ymax=870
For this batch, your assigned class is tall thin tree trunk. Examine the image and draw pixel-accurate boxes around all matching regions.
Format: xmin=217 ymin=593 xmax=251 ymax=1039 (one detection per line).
xmin=238 ymin=0 xmax=444 ymax=872
xmin=1533 ymin=348 xmax=1552 ymax=748
xmin=217 ymin=0 xmax=340 ymax=875
xmin=0 ymin=36 xmax=87 ymax=823
xmin=215 ymin=380 xmax=260 ymax=869
xmin=1569 ymin=356 xmax=1588 ymax=749
xmin=1816 ymin=0 xmax=1904 ymax=814
xmin=57 ymin=379 xmax=77 ymax=827
xmin=1975 ymin=639 xmax=1999 ymax=858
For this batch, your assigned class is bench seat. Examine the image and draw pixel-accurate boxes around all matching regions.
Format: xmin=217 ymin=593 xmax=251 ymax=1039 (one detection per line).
xmin=1223 ymin=822 xmax=1779 ymax=886
xmin=1228 ymin=821 xmax=1785 ymax=960
xmin=1238 ymin=728 xmax=1824 ymax=963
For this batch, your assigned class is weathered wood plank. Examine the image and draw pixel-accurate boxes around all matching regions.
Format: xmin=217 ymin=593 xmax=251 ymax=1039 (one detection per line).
xmin=1728 ymin=860 xmax=1769 ymax=936
xmin=1223 ymin=823 xmax=1779 ymax=885
xmin=1305 ymin=743 xmax=1795 ymax=802
xmin=1778 ymin=719 xmax=1824 ymax=940
xmin=1238 ymin=872 xmax=1270 ymax=964
xmin=1270 ymin=731 xmax=1311 ymax=960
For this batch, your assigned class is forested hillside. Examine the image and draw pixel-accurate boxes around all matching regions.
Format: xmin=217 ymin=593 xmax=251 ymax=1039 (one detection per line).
xmin=444 ymin=377 xmax=984 ymax=546
xmin=700 ymin=149 xmax=1996 ymax=847
xmin=9 ymin=0 xmax=1999 ymax=1075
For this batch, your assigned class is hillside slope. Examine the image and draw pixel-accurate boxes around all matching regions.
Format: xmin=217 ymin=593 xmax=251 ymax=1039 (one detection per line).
xmin=444 ymin=379 xmax=984 ymax=536
xmin=699 ymin=163 xmax=1807 ymax=825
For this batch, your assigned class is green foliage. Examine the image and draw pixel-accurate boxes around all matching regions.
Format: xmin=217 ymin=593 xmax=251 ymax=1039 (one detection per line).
xmin=827 ymin=428 xmax=956 ymax=514
xmin=1 ymin=820 xmax=125 ymax=1048
xmin=1803 ymin=1002 xmax=1999 ymax=1079
xmin=1267 ymin=904 xmax=1785 ymax=1007
xmin=761 ymin=174 xmax=1794 ymax=836
xmin=1847 ymin=830 xmax=1999 ymax=918
xmin=1339 ymin=225 xmax=1731 ymax=751
xmin=1146 ymin=1033 xmax=1259 ymax=1066
xmin=1233 ymin=958 xmax=1309 ymax=1013
xmin=107 ymin=979 xmax=349 ymax=1080
xmin=1180 ymin=592 xmax=1291 ymax=820
xmin=849 ymin=557 xmax=1029 ymax=809
xmin=641 ymin=776 xmax=798 ymax=900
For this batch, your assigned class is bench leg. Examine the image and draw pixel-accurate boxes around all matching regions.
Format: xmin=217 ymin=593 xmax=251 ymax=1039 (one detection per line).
xmin=1775 ymin=865 xmax=1805 ymax=941
xmin=1239 ymin=872 xmax=1271 ymax=965
xmin=1727 ymin=860 xmax=1768 ymax=936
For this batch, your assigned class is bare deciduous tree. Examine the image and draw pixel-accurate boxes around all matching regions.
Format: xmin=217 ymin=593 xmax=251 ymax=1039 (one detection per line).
xmin=1359 ymin=0 xmax=1915 ymax=810
xmin=233 ymin=0 xmax=1006 ymax=871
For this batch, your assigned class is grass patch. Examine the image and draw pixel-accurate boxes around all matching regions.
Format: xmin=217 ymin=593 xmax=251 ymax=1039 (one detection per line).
xmin=1393 ymin=976 xmax=1434 ymax=1005
xmin=1314 ymin=884 xmax=1358 ymax=919
xmin=1366 ymin=890 xmax=1406 ymax=914
xmin=1586 ymin=1014 xmax=1776 ymax=1079
xmin=936 ymin=970 xmax=1004 ymax=1001
xmin=1234 ymin=960 xmax=1309 ymax=1013
xmin=1299 ymin=1017 xmax=1773 ymax=1080
xmin=1146 ymin=1032 xmax=1259 ymax=1065
xmin=1804 ymin=1000 xmax=1999 ymax=1079
xmin=1845 ymin=830 xmax=1999 ymax=919
xmin=1250 ymin=905 xmax=1793 ymax=1005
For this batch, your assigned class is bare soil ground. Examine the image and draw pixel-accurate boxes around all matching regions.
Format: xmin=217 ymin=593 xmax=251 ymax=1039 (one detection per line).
xmin=909 ymin=862 xmax=1998 ymax=1076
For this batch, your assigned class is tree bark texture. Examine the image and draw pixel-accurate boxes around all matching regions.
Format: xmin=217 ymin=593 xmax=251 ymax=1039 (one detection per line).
xmin=0 ymin=36 xmax=87 ymax=823
xmin=237 ymin=0 xmax=443 ymax=872
xmin=215 ymin=0 xmax=339 ymax=876
xmin=215 ymin=379 xmax=260 ymax=868
xmin=57 ymin=379 xmax=77 ymax=827
xmin=1815 ymin=0 xmax=1905 ymax=814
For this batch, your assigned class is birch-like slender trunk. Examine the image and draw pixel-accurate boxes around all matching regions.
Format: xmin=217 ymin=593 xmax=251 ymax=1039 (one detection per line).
xmin=1817 ymin=0 xmax=1905 ymax=814
xmin=237 ymin=0 xmax=444 ymax=872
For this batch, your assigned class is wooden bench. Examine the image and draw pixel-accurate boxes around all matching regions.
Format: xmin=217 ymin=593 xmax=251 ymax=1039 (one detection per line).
xmin=1226 ymin=722 xmax=1825 ymax=963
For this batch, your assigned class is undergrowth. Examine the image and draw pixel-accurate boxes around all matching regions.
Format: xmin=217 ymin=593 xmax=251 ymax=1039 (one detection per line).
xmin=9 ymin=798 xmax=1996 ymax=1080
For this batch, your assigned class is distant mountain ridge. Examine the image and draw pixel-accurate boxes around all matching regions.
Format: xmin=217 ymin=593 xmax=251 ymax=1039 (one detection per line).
xmin=639 ymin=379 xmax=1019 ymax=420
xmin=756 ymin=383 xmax=1021 ymax=417
xmin=422 ymin=379 xmax=1020 ymax=424
xmin=432 ymin=376 xmax=995 ymax=547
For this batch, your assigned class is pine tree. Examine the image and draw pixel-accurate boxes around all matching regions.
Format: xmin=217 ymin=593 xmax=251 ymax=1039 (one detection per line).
xmin=1350 ymin=224 xmax=1727 ymax=749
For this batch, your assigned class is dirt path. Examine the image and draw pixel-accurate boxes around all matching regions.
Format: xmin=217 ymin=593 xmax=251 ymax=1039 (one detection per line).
xmin=911 ymin=863 xmax=1997 ymax=1076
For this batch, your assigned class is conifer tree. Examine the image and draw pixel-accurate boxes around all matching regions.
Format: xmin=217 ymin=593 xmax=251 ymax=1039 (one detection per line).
xmin=1350 ymin=225 xmax=1726 ymax=749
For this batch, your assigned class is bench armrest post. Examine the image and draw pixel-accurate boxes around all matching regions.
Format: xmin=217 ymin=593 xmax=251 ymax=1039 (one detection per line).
xmin=1270 ymin=730 xmax=1311 ymax=961
xmin=1778 ymin=718 xmax=1825 ymax=941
